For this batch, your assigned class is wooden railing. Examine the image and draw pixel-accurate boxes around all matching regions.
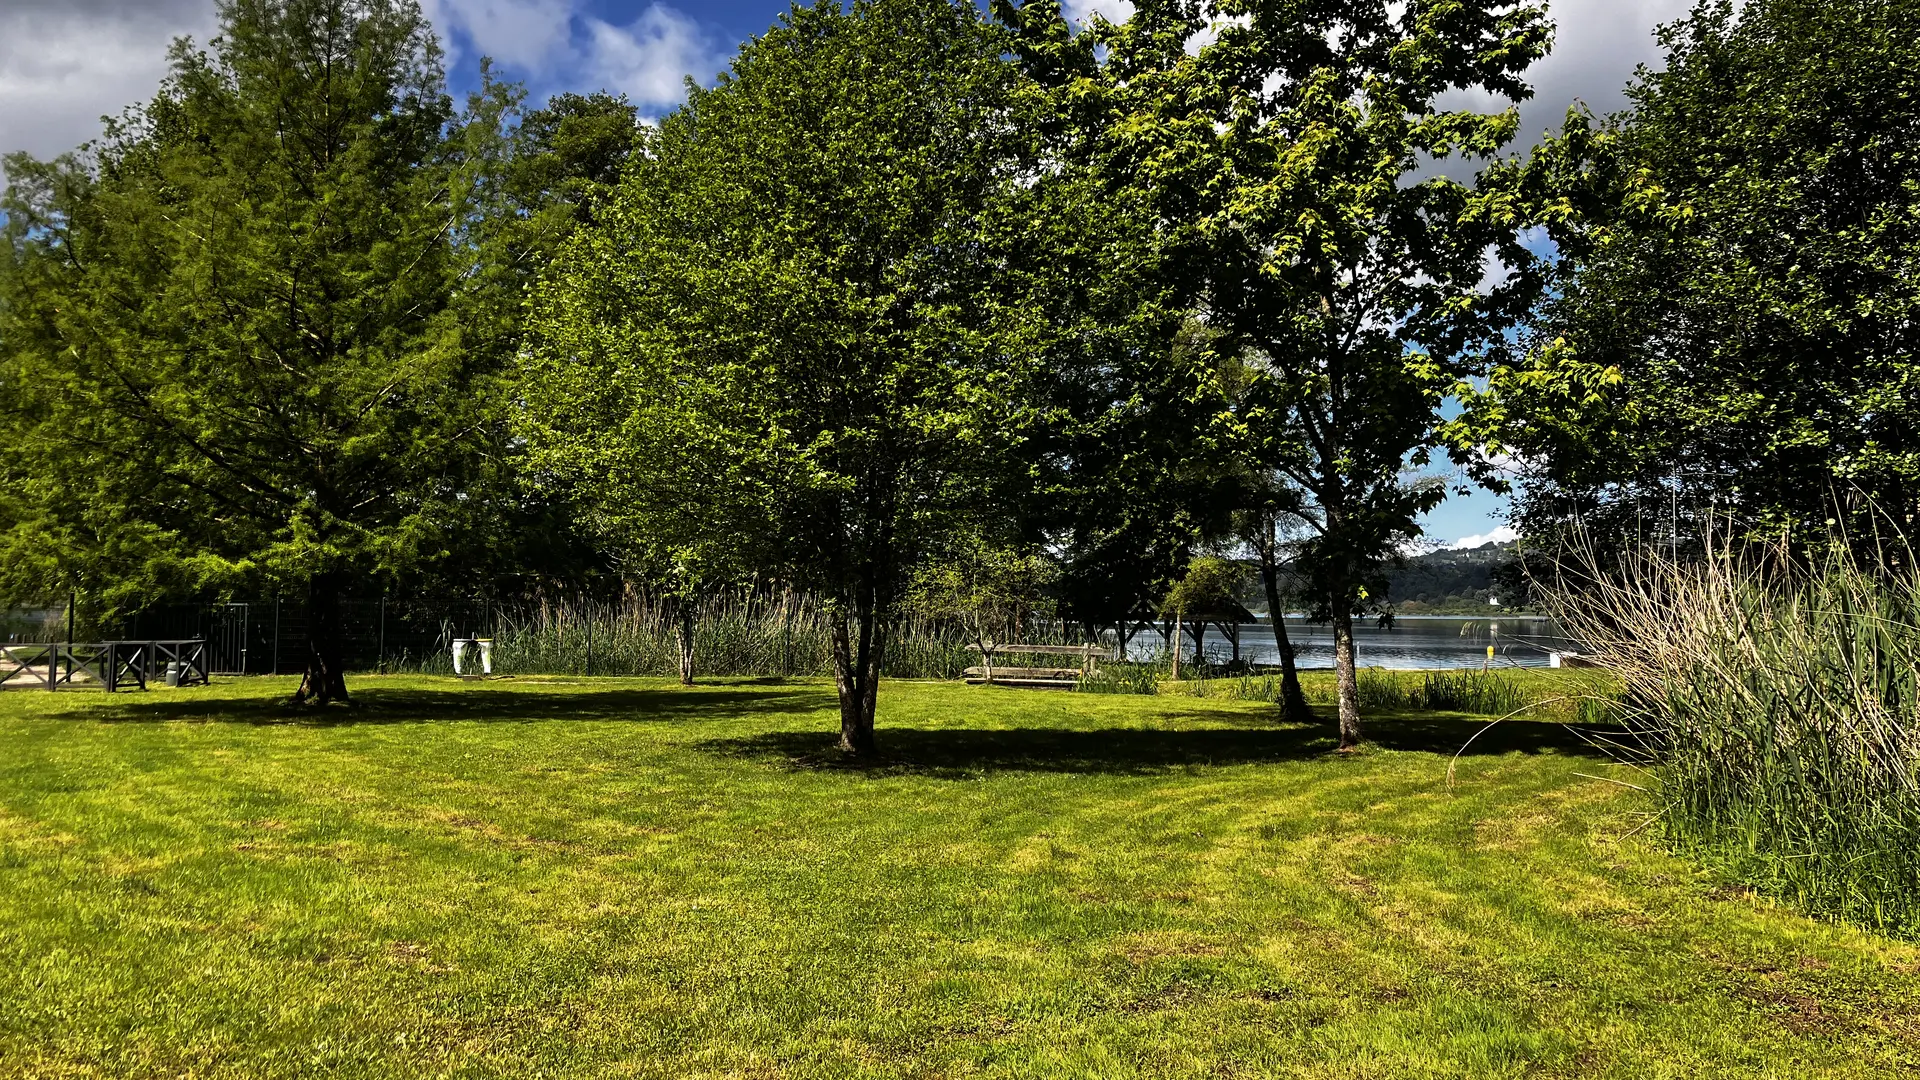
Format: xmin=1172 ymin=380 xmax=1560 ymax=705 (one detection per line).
xmin=0 ymin=640 xmax=210 ymax=692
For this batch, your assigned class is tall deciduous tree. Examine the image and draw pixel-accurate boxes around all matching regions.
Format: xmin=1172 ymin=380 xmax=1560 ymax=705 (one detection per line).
xmin=1159 ymin=554 xmax=1245 ymax=680
xmin=519 ymin=0 xmax=1058 ymax=753
xmin=0 ymin=0 xmax=492 ymax=703
xmin=1485 ymin=0 xmax=1920 ymax=548
xmin=996 ymin=3 xmax=1244 ymax=646
xmin=1238 ymin=496 xmax=1311 ymax=719
xmin=1029 ymin=0 xmax=1551 ymax=747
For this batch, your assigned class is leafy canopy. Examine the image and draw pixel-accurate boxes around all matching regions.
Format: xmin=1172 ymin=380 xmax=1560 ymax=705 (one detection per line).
xmin=1488 ymin=0 xmax=1920 ymax=543
xmin=0 ymin=0 xmax=502 ymax=618
xmin=518 ymin=0 xmax=1069 ymax=747
xmin=1008 ymin=0 xmax=1552 ymax=742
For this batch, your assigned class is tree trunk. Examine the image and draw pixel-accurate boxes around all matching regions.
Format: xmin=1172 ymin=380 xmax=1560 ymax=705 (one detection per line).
xmin=295 ymin=571 xmax=349 ymax=705
xmin=1170 ymin=611 xmax=1181 ymax=681
xmin=1331 ymin=603 xmax=1362 ymax=750
xmin=1258 ymin=553 xmax=1309 ymax=720
xmin=831 ymin=604 xmax=883 ymax=756
xmin=676 ymin=602 xmax=696 ymax=686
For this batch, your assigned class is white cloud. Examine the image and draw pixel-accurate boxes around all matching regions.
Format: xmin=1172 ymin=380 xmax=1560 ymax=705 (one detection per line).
xmin=425 ymin=0 xmax=725 ymax=110
xmin=422 ymin=0 xmax=576 ymax=74
xmin=1061 ymin=0 xmax=1133 ymax=26
xmin=579 ymin=6 xmax=717 ymax=107
xmin=1446 ymin=526 xmax=1518 ymax=550
xmin=0 ymin=1 xmax=216 ymax=182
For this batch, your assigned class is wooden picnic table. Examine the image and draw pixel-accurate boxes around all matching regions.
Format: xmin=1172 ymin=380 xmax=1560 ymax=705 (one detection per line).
xmin=965 ymin=643 xmax=1104 ymax=689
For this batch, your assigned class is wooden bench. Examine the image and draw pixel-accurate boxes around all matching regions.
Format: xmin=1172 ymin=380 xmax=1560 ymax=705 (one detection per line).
xmin=965 ymin=643 xmax=1104 ymax=690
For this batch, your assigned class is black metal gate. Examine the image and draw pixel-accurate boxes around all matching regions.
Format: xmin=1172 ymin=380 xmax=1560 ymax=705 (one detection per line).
xmin=207 ymin=603 xmax=250 ymax=674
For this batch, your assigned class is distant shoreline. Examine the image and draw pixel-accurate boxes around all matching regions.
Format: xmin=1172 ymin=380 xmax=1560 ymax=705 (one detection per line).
xmin=1249 ymin=613 xmax=1552 ymax=622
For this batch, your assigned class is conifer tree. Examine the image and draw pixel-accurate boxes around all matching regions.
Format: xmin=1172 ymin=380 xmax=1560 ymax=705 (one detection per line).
xmin=0 ymin=0 xmax=491 ymax=702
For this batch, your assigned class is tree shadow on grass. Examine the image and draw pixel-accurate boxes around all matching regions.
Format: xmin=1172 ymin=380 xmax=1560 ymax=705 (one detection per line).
xmin=696 ymin=715 xmax=1616 ymax=778
xmin=45 ymin=684 xmax=839 ymax=726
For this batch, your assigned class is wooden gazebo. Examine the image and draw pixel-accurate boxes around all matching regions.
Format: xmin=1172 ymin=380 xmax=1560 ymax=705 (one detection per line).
xmin=1117 ymin=597 xmax=1258 ymax=667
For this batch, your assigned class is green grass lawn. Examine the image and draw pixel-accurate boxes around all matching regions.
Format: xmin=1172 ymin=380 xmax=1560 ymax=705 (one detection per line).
xmin=1 ymin=675 xmax=1916 ymax=1078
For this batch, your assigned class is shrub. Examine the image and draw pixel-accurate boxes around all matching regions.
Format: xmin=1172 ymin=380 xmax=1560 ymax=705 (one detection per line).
xmin=1078 ymin=661 xmax=1166 ymax=695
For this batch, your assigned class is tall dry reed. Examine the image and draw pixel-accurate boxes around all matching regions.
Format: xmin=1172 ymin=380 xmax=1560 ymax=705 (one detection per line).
xmin=1545 ymin=533 xmax=1920 ymax=934
xmin=392 ymin=592 xmax=976 ymax=680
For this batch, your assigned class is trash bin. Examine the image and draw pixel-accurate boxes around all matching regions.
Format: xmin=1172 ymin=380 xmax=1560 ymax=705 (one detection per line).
xmin=165 ymin=660 xmax=182 ymax=687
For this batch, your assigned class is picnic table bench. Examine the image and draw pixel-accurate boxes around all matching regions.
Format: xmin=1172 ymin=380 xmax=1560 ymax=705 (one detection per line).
xmin=965 ymin=643 xmax=1104 ymax=690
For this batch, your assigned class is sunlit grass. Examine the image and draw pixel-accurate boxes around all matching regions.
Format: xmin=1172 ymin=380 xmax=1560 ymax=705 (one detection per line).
xmin=1 ymin=675 xmax=1916 ymax=1078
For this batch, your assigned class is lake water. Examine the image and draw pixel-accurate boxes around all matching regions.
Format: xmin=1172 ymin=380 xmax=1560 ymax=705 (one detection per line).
xmin=1120 ymin=616 xmax=1576 ymax=670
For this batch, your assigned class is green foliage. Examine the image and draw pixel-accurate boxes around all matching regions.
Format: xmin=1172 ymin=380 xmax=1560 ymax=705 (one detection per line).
xmin=1159 ymin=555 xmax=1245 ymax=619
xmin=1022 ymin=0 xmax=1555 ymax=741
xmin=520 ymin=0 xmax=1039 ymax=585
xmin=907 ymin=539 xmax=1059 ymax=650
xmin=1489 ymin=0 xmax=1920 ymax=542
xmin=1415 ymin=669 xmax=1529 ymax=715
xmin=0 ymin=0 xmax=540 ymax=699
xmin=1387 ymin=544 xmax=1524 ymax=614
xmin=518 ymin=0 xmax=1069 ymax=746
xmin=0 ymin=0 xmax=483 ymax=597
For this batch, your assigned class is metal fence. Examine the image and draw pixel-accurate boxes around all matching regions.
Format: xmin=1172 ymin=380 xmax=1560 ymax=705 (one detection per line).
xmin=122 ymin=599 xmax=502 ymax=676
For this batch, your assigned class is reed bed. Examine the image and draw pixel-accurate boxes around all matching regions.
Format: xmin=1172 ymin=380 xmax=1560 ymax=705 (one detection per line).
xmin=389 ymin=593 xmax=977 ymax=680
xmin=1547 ymin=535 xmax=1920 ymax=935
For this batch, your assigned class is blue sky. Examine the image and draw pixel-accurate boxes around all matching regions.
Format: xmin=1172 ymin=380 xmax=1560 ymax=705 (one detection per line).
xmin=1 ymin=0 xmax=1695 ymax=548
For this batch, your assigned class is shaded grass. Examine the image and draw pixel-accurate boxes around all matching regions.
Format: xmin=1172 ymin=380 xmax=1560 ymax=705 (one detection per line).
xmin=0 ymin=675 xmax=1916 ymax=1078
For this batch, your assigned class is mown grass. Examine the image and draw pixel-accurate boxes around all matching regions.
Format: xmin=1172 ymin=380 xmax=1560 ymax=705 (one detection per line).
xmin=1 ymin=675 xmax=1917 ymax=1078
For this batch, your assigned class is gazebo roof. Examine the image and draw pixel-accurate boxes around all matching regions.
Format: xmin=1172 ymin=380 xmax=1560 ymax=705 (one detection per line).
xmin=1127 ymin=599 xmax=1258 ymax=625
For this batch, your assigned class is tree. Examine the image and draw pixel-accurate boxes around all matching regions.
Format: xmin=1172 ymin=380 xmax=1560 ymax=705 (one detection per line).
xmin=457 ymin=80 xmax=641 ymax=360
xmin=445 ymin=79 xmax=645 ymax=600
xmin=519 ymin=0 xmax=1057 ymax=753
xmin=1238 ymin=498 xmax=1311 ymax=719
xmin=908 ymin=538 xmax=1059 ymax=681
xmin=0 ymin=0 xmax=492 ymax=703
xmin=1159 ymin=555 xmax=1245 ymax=680
xmin=1052 ymin=0 xmax=1552 ymax=748
xmin=1484 ymin=0 xmax=1920 ymax=549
